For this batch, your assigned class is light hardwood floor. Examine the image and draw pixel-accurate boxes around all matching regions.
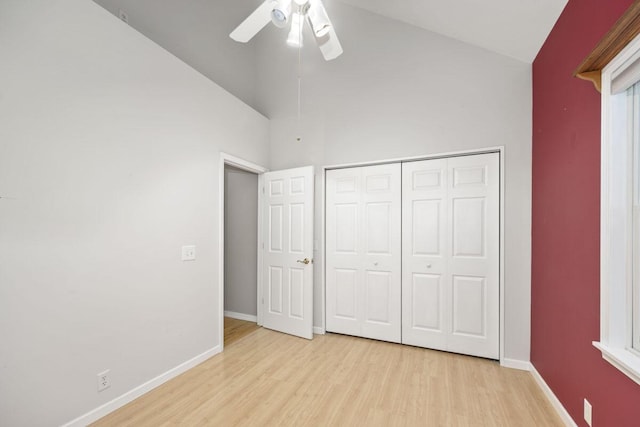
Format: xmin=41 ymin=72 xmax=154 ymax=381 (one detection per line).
xmin=224 ymin=317 xmax=261 ymax=346
xmin=92 ymin=319 xmax=562 ymax=426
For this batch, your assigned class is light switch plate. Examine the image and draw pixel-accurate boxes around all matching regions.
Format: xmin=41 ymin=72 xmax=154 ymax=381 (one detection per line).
xmin=181 ymin=245 xmax=196 ymax=261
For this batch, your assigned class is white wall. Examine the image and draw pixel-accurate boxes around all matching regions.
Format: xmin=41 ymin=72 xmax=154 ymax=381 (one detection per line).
xmin=0 ymin=1 xmax=268 ymax=426
xmin=93 ymin=0 xmax=262 ymax=112
xmin=224 ymin=166 xmax=258 ymax=317
xmin=256 ymin=0 xmax=532 ymax=362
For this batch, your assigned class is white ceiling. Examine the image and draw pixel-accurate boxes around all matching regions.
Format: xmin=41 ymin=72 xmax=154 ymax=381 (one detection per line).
xmin=337 ymin=0 xmax=568 ymax=63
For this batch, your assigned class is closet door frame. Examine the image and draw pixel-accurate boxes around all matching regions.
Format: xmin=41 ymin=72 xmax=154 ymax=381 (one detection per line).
xmin=321 ymin=146 xmax=505 ymax=364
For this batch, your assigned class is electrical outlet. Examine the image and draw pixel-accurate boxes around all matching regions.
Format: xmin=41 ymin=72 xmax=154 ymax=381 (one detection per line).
xmin=181 ymin=245 xmax=196 ymax=261
xmin=584 ymin=398 xmax=592 ymax=426
xmin=97 ymin=370 xmax=111 ymax=392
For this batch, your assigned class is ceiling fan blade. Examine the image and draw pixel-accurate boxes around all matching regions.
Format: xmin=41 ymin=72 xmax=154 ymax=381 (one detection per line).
xmin=230 ymin=0 xmax=273 ymax=43
xmin=315 ymin=26 xmax=343 ymax=60
xmin=308 ymin=1 xmax=343 ymax=60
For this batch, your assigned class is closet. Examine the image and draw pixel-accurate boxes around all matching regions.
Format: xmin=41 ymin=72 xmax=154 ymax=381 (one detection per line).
xmin=325 ymin=152 xmax=500 ymax=359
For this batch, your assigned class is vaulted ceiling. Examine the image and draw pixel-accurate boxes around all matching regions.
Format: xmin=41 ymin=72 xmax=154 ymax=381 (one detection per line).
xmin=93 ymin=0 xmax=568 ymax=113
xmin=338 ymin=0 xmax=568 ymax=62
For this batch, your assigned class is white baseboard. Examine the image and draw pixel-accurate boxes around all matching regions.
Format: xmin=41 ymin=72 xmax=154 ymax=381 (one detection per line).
xmin=224 ymin=311 xmax=257 ymax=322
xmin=62 ymin=345 xmax=221 ymax=427
xmin=313 ymin=326 xmax=326 ymax=335
xmin=500 ymin=357 xmax=532 ymax=371
xmin=530 ymin=364 xmax=577 ymax=427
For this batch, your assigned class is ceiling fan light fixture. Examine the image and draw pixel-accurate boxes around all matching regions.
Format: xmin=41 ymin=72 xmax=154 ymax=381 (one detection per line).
xmin=308 ymin=1 xmax=331 ymax=37
xmin=271 ymin=0 xmax=292 ymax=28
xmin=229 ymin=0 xmax=342 ymax=61
xmin=287 ymin=12 xmax=304 ymax=47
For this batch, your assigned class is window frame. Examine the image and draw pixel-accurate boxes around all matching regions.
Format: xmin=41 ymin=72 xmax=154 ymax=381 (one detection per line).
xmin=633 ymin=82 xmax=640 ymax=354
xmin=596 ymin=32 xmax=640 ymax=385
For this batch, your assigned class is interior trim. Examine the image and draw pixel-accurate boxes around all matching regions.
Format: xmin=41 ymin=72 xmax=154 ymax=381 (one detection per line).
xmin=224 ymin=311 xmax=258 ymax=323
xmin=61 ymin=346 xmax=221 ymax=427
xmin=574 ymin=0 xmax=640 ymax=92
xmin=530 ymin=363 xmax=579 ymax=427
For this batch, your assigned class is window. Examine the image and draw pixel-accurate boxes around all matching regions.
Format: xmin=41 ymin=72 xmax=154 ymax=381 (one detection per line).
xmin=632 ymin=82 xmax=640 ymax=353
xmin=597 ymin=33 xmax=640 ymax=384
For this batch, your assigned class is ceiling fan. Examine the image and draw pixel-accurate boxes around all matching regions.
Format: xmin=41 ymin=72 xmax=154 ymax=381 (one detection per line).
xmin=230 ymin=0 xmax=343 ymax=61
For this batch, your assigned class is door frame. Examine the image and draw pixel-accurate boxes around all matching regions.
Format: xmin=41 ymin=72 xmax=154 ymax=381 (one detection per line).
xmin=321 ymin=146 xmax=506 ymax=364
xmin=218 ymin=152 xmax=267 ymax=352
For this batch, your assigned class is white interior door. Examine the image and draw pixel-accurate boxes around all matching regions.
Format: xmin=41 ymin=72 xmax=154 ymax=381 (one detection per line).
xmin=401 ymin=158 xmax=449 ymax=351
xmin=261 ymin=166 xmax=314 ymax=339
xmin=325 ymin=164 xmax=401 ymax=343
xmin=402 ymin=153 xmax=499 ymax=359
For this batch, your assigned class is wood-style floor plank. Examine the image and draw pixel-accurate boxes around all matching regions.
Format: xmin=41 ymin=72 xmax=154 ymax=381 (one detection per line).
xmin=224 ymin=317 xmax=260 ymax=346
xmin=92 ymin=319 xmax=562 ymax=426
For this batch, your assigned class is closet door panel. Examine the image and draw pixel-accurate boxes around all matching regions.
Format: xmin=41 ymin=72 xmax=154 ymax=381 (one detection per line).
xmin=410 ymin=273 xmax=443 ymax=331
xmin=402 ymin=153 xmax=499 ymax=360
xmin=360 ymin=164 xmax=401 ymax=342
xmin=334 ymin=204 xmax=358 ymax=254
xmin=326 ymin=164 xmax=401 ymax=343
xmin=326 ymin=168 xmax=362 ymax=336
xmin=365 ymin=270 xmax=393 ymax=323
xmin=411 ymin=199 xmax=442 ymax=256
xmin=451 ymin=275 xmax=486 ymax=337
xmin=365 ymin=202 xmax=392 ymax=254
xmin=452 ymin=197 xmax=486 ymax=257
xmin=334 ymin=268 xmax=358 ymax=320
xmin=401 ymin=159 xmax=449 ymax=350
xmin=447 ymin=153 xmax=499 ymax=359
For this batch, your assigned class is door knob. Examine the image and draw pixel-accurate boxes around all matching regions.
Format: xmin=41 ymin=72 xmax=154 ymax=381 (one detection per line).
xmin=296 ymin=258 xmax=311 ymax=265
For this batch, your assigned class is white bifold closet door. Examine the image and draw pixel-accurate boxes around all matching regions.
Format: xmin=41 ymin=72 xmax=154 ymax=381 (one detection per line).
xmin=325 ymin=163 xmax=402 ymax=343
xmin=402 ymin=153 xmax=499 ymax=359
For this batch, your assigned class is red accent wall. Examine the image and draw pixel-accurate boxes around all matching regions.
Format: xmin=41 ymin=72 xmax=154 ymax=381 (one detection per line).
xmin=532 ymin=0 xmax=640 ymax=425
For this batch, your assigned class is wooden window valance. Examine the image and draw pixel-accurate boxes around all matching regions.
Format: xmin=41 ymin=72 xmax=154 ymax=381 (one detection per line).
xmin=575 ymin=0 xmax=640 ymax=92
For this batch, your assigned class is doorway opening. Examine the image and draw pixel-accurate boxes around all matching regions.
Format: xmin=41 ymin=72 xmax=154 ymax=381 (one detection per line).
xmin=219 ymin=154 xmax=316 ymax=347
xmin=219 ymin=153 xmax=267 ymax=349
